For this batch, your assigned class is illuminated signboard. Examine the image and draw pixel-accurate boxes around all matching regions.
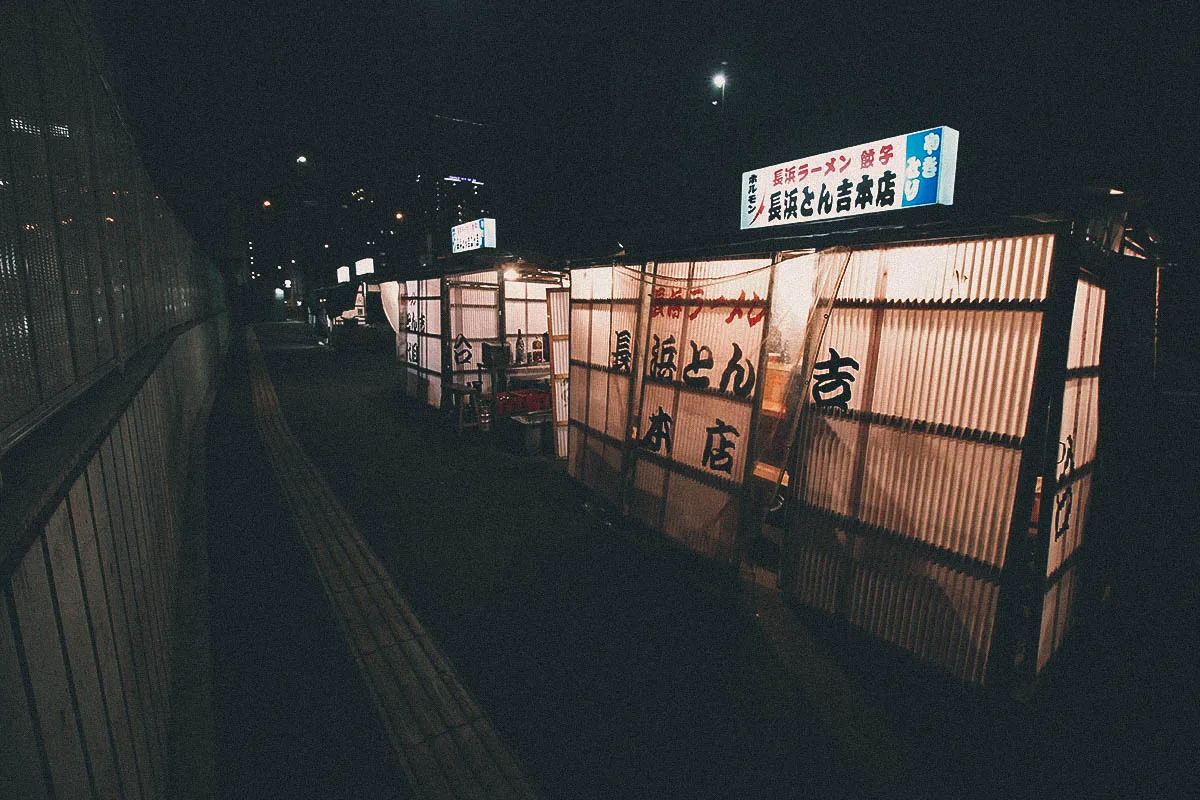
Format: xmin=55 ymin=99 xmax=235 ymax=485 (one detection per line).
xmin=336 ymin=266 xmax=351 ymax=283
xmin=355 ymin=257 xmax=375 ymax=276
xmin=740 ymin=126 xmax=959 ymax=230
xmin=451 ymin=217 xmax=497 ymax=253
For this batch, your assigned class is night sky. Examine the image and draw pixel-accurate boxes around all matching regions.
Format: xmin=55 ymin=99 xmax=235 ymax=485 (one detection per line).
xmin=92 ymin=0 xmax=1196 ymax=260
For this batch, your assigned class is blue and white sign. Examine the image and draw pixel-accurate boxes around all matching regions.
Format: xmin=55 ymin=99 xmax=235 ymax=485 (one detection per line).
xmin=451 ymin=217 xmax=498 ymax=253
xmin=740 ymin=126 xmax=959 ymax=230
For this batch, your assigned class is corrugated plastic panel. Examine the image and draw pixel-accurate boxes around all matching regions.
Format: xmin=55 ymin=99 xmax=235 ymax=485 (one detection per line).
xmin=505 ymin=299 xmax=549 ymax=336
xmin=613 ymin=265 xmax=642 ymax=300
xmin=786 ymin=526 xmax=1000 ymax=683
xmin=449 ymin=269 xmax=498 ymax=285
xmin=575 ymin=428 xmax=624 ymax=504
xmin=1046 ymin=281 xmax=1105 ymax=577
xmin=1067 ymin=282 xmax=1106 ymax=369
xmin=629 ymin=459 xmax=667 ymax=529
xmin=1037 ymin=564 xmax=1078 ymax=671
xmin=662 ymin=473 xmax=739 ymax=560
xmin=587 ymin=307 xmax=614 ymax=366
xmin=89 ymin=86 xmax=132 ymax=358
xmin=585 ymin=365 xmax=611 ymax=433
xmin=603 ymin=372 xmax=631 ymax=440
xmin=785 ymin=526 xmax=841 ymax=615
xmin=609 ymin=305 xmax=638 ymax=371
xmin=551 ymin=333 xmax=570 ymax=368
xmin=636 ymin=383 xmax=677 ymax=455
xmin=837 ymin=235 xmax=1055 ymax=302
xmin=451 ymin=305 xmax=497 ymax=341
xmin=798 ymin=412 xmax=862 ymax=517
xmin=872 ymin=309 xmax=1043 ymax=438
xmin=670 ymin=394 xmax=753 ymax=482
xmin=570 ymin=303 xmax=591 ymax=362
xmin=691 ymin=257 xmax=772 ymax=294
xmin=548 ymin=287 xmax=571 ymax=458
xmin=808 ymin=307 xmax=875 ymax=414
xmin=1048 ymin=472 xmax=1092 ymax=578
xmin=847 ymin=557 xmax=998 ymax=684
xmin=571 ymin=266 xmax=602 ymax=300
xmin=1060 ymin=374 xmax=1101 ymax=479
xmin=682 ymin=301 xmax=766 ymax=401
xmin=857 ymin=426 xmax=1021 ymax=567
xmin=569 ymin=364 xmax=589 ymax=426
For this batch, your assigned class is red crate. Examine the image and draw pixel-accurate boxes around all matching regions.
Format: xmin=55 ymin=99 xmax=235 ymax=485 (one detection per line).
xmin=511 ymin=388 xmax=551 ymax=413
xmin=494 ymin=392 xmax=524 ymax=416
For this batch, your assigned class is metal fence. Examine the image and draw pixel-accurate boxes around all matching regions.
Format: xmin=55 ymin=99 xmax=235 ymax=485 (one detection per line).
xmin=1 ymin=2 xmax=227 ymax=796
xmin=1 ymin=0 xmax=223 ymax=458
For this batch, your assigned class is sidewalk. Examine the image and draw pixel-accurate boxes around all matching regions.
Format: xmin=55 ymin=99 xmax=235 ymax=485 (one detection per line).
xmin=203 ymin=327 xmax=411 ymax=799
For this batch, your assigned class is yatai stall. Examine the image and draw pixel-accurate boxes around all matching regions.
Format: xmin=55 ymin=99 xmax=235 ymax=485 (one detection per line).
xmin=565 ymin=126 xmax=1144 ymax=687
xmin=398 ymin=258 xmax=569 ymax=448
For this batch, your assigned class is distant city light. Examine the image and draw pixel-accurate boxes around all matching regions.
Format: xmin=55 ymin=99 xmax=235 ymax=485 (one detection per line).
xmin=323 ymin=243 xmax=330 ymax=248
xmin=394 ymin=211 xmax=404 ymax=220
xmin=296 ymin=155 xmax=308 ymax=164
xmin=274 ymin=288 xmax=285 ymax=298
xmin=262 ymin=199 xmax=272 ymax=208
xmin=284 ymin=279 xmax=292 ymax=288
xmin=1108 ymin=188 xmax=1125 ymax=195
xmin=712 ymin=72 xmax=726 ymax=89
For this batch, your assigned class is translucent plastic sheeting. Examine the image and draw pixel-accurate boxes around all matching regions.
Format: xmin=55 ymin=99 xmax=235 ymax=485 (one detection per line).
xmin=448 ymin=277 xmax=498 ymax=380
xmin=751 ymin=249 xmax=851 ymax=512
xmin=786 ymin=521 xmax=1000 ymax=683
xmin=547 ymin=288 xmax=571 ymax=458
xmin=787 ymin=237 xmax=1053 ymax=569
xmin=835 ymin=234 xmax=1055 ymax=303
xmin=628 ymin=257 xmax=772 ymax=558
xmin=1038 ymin=563 xmax=1078 ymax=671
xmin=1047 ymin=280 xmax=1106 ymax=578
xmin=568 ymin=264 xmax=643 ymax=496
xmin=403 ymin=278 xmax=442 ymax=407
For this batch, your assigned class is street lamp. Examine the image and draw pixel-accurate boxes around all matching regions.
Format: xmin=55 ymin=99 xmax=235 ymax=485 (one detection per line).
xmin=712 ymin=72 xmax=726 ymax=104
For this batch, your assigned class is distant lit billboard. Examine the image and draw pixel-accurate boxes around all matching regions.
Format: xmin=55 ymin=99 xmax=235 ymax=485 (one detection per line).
xmin=355 ymin=257 xmax=375 ymax=275
xmin=740 ymin=126 xmax=959 ymax=230
xmin=451 ymin=217 xmax=497 ymax=253
xmin=336 ymin=266 xmax=351 ymax=283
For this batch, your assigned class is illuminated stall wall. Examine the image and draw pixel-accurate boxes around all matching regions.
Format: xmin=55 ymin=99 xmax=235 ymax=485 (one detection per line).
xmin=447 ymin=270 xmax=500 ymax=389
xmin=403 ymin=278 xmax=442 ymax=408
xmin=629 ymin=258 xmax=773 ymax=559
xmin=794 ymin=236 xmax=1053 ymax=568
xmin=568 ymin=264 xmax=644 ymax=503
xmin=547 ymin=289 xmax=571 ymax=457
xmin=566 ymin=233 xmax=1108 ymax=685
xmin=782 ymin=233 xmax=1076 ymax=683
xmin=1038 ymin=276 xmax=1104 ymax=669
